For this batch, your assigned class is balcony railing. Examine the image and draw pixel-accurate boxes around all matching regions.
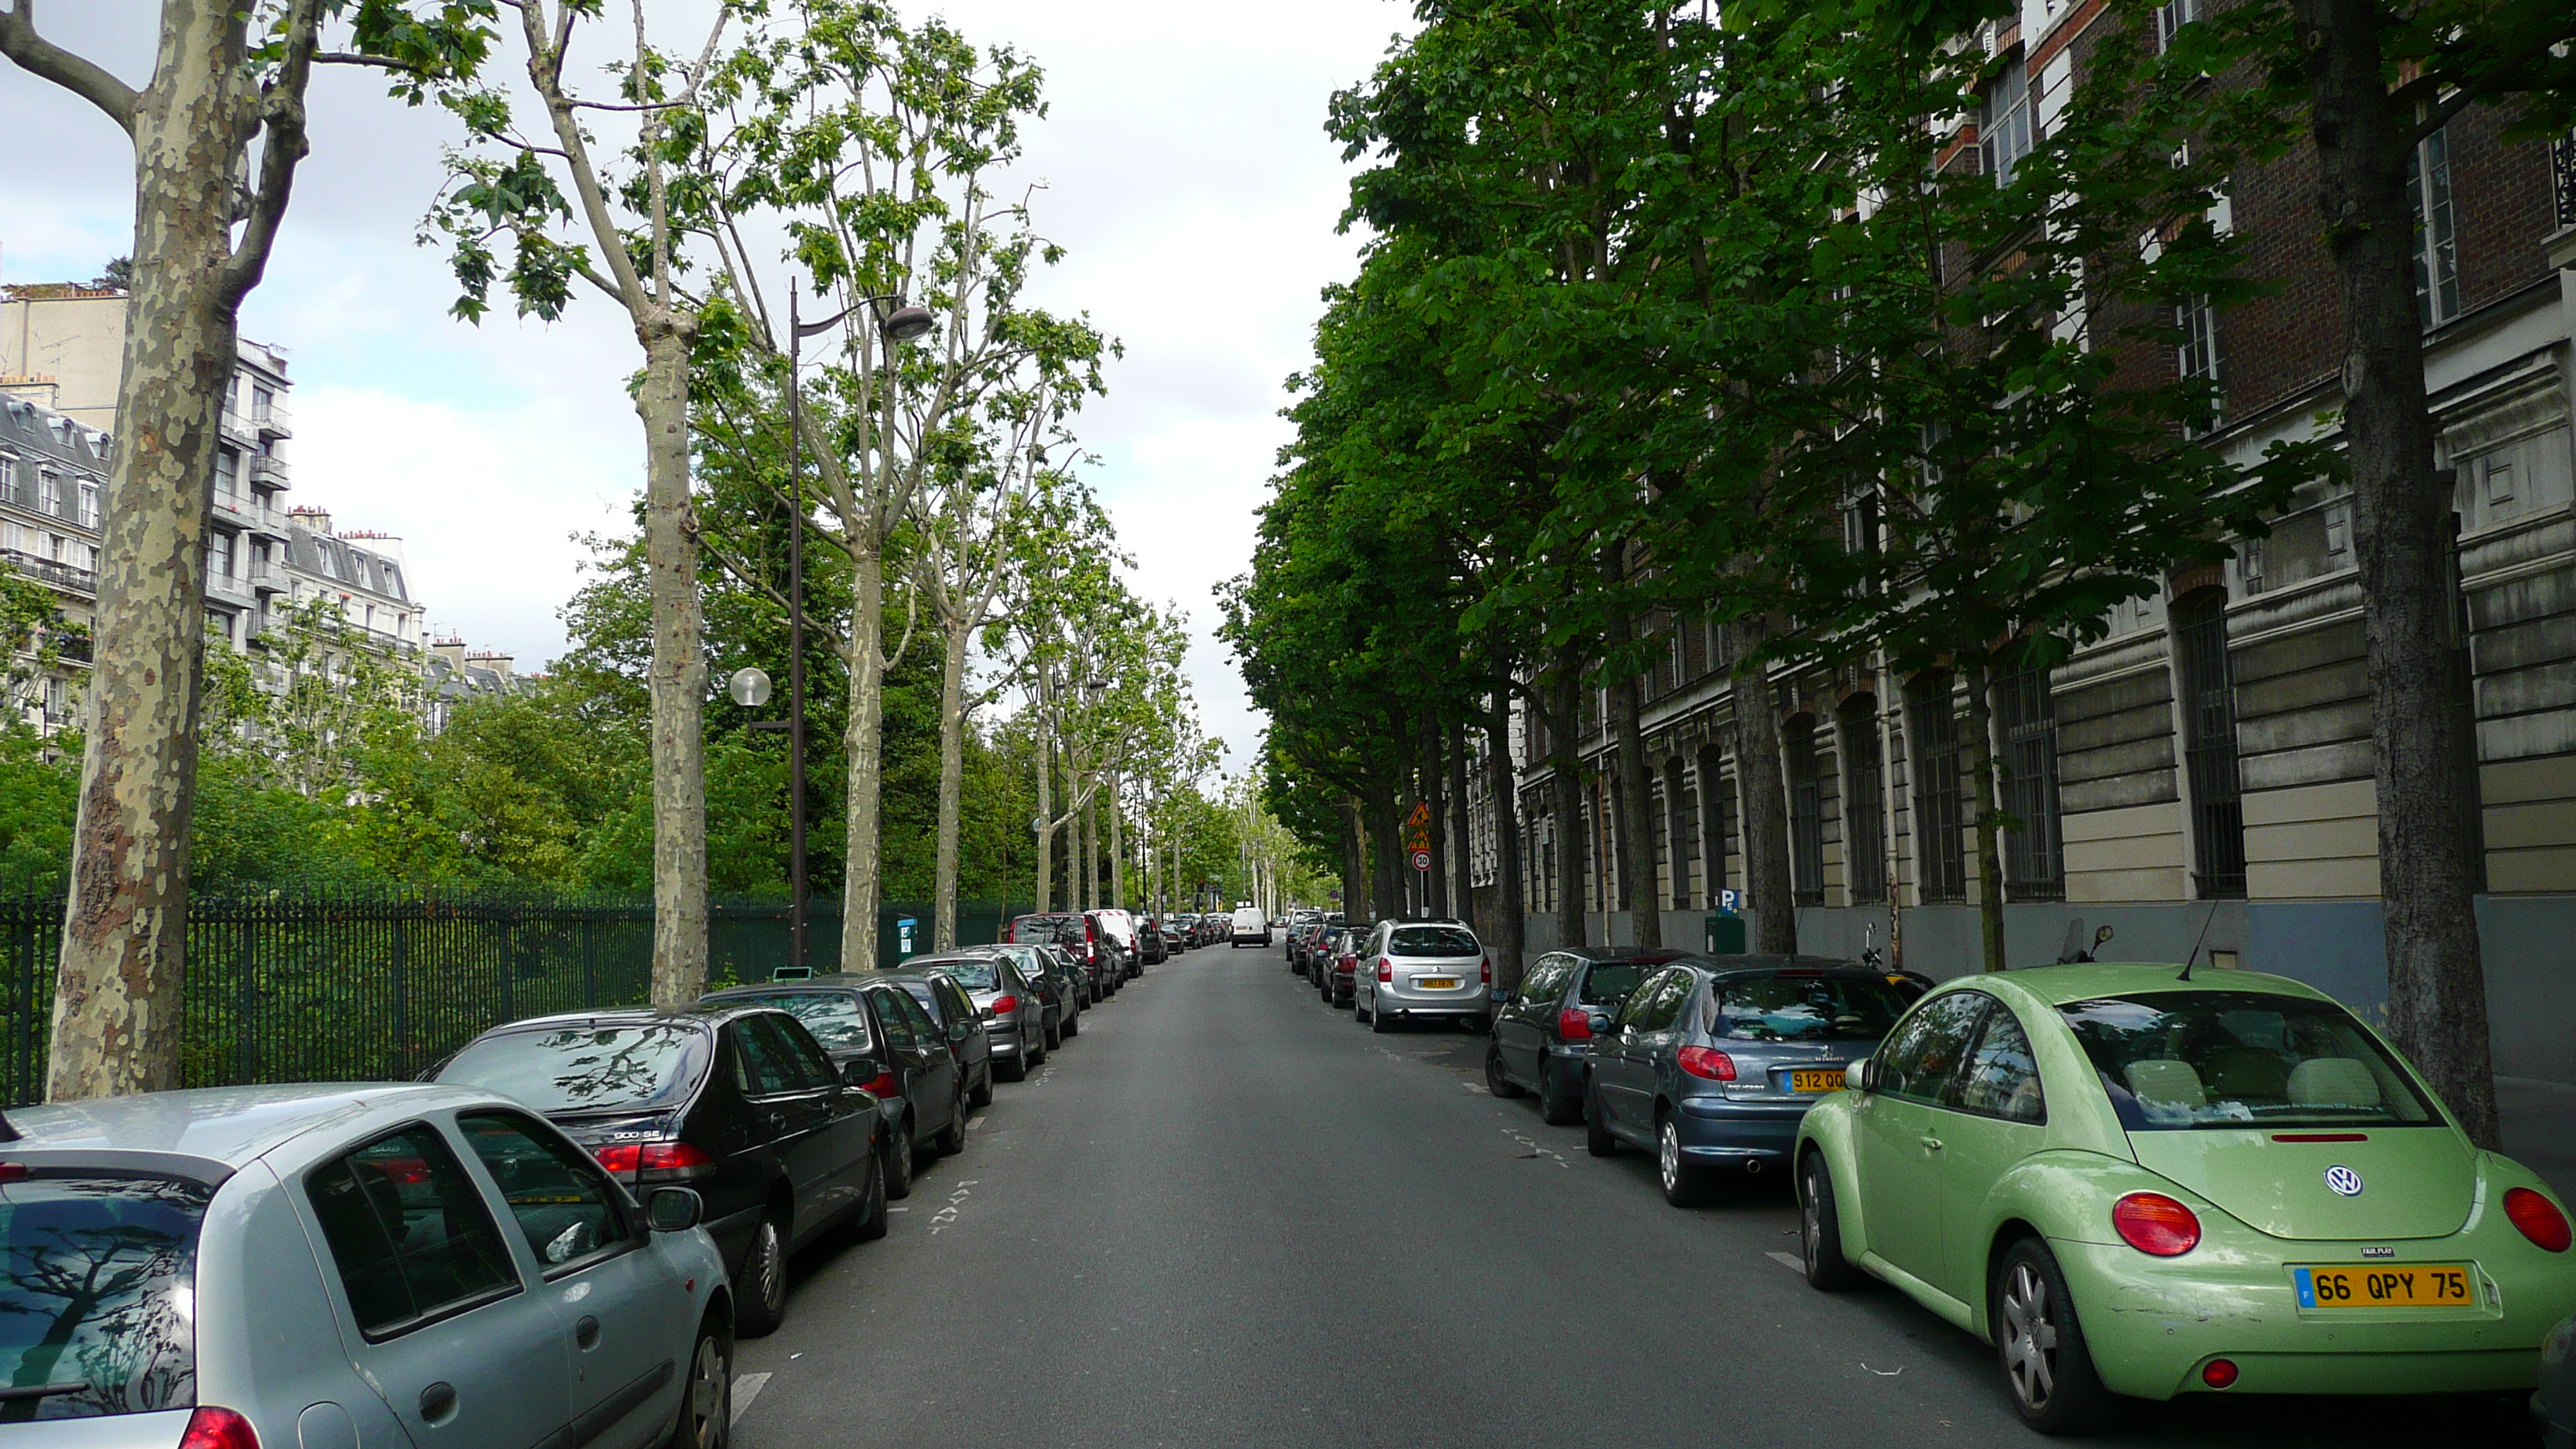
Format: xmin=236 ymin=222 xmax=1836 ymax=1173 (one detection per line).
xmin=0 ymin=549 xmax=95 ymax=594
xmin=2555 ymin=132 xmax=2576 ymax=231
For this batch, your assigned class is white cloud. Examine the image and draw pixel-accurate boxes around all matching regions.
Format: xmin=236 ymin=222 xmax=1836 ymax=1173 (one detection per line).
xmin=0 ymin=0 xmax=1414 ymax=772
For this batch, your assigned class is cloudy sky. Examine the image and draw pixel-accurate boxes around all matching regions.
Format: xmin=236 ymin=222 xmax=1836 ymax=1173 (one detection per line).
xmin=0 ymin=0 xmax=1412 ymax=772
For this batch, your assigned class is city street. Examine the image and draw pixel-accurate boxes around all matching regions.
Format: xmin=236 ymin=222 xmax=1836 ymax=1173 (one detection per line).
xmin=728 ymin=951 xmax=2537 ymax=1447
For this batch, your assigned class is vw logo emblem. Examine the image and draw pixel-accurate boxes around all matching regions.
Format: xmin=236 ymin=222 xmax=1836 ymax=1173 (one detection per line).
xmin=2324 ymin=1165 xmax=2365 ymax=1197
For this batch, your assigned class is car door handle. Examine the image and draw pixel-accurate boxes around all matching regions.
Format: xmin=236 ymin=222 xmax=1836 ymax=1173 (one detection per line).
xmin=419 ymin=1382 xmax=457 ymax=1423
xmin=574 ymin=1314 xmax=601 ymax=1351
xmin=1920 ymin=1136 xmax=1944 ymax=1151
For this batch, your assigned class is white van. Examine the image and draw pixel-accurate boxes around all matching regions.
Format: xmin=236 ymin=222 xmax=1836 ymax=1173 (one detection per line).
xmin=1229 ymin=906 xmax=1272 ymax=947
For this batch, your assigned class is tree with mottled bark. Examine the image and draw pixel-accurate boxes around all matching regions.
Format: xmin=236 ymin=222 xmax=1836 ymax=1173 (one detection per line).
xmin=1 ymin=0 xmax=489 ymax=1098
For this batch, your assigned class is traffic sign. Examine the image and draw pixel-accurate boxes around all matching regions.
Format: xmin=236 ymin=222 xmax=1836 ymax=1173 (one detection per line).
xmin=1405 ymin=800 xmax=1431 ymax=855
xmin=1410 ymin=849 xmax=1432 ymax=872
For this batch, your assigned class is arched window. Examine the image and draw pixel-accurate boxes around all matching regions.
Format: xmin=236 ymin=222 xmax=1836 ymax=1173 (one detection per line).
xmin=2173 ymin=590 xmax=2245 ymax=898
xmin=1841 ymin=697 xmax=1888 ymax=904
xmin=1786 ymin=714 xmax=1825 ymax=907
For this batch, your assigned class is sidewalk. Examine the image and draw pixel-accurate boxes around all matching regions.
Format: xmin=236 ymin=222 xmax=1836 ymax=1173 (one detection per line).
xmin=2500 ymin=1076 xmax=2576 ymax=1204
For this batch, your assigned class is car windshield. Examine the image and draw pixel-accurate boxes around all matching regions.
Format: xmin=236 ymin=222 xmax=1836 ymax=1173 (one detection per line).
xmin=1714 ymin=976 xmax=1913 ymax=1043
xmin=2057 ymin=991 xmax=2441 ymax=1131
xmin=1577 ymin=960 xmax=1650 ymax=1005
xmin=920 ymin=959 xmax=1000 ymax=992
xmin=718 ymin=993 xmax=872 ymax=1054
xmin=438 ymin=1024 xmax=711 ymax=1114
xmin=0 ymin=1173 xmax=211 ymax=1422
xmin=1389 ymin=927 xmax=1479 ymax=957
xmin=1010 ymin=916 xmax=1084 ymax=944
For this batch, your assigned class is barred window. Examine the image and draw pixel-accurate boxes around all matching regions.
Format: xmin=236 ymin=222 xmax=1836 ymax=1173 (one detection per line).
xmin=1997 ymin=665 xmax=2066 ymax=901
xmin=1787 ymin=715 xmax=1825 ymax=907
xmin=1908 ymin=674 xmax=1968 ymax=903
xmin=2174 ymin=591 xmax=2246 ymax=898
xmin=1841 ymin=698 xmax=1888 ymax=905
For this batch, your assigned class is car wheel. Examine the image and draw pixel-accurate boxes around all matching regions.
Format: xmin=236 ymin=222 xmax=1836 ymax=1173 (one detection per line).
xmin=1370 ymin=1002 xmax=1399 ymax=1034
xmin=1658 ymin=1117 xmax=1708 ymax=1208
xmin=970 ymin=1063 xmax=995 ymax=1107
xmin=884 ymin=1127 xmax=916 ymax=1201
xmin=1064 ymin=1012 xmax=1081 ymax=1040
xmin=1992 ymin=1237 xmax=2112 ymax=1435
xmin=850 ymin=1149 xmax=889 ymax=1242
xmin=1584 ymin=1079 xmax=1618 ymax=1157
xmin=1485 ymin=1046 xmax=1526 ymax=1098
xmin=732 ymin=1213 xmax=788 ymax=1338
xmin=1538 ymin=1060 xmax=1582 ymax=1126
xmin=1797 ymin=1150 xmax=1862 ymax=1290
xmin=933 ymin=1091 xmax=968 ymax=1156
xmin=668 ymin=1307 xmax=733 ymax=1448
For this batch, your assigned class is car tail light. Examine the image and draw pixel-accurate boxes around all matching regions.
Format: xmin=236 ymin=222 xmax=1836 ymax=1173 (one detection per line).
xmin=1677 ymin=1046 xmax=1737 ymax=1081
xmin=2505 ymin=1187 xmax=2573 ymax=1252
xmin=1557 ymin=1006 xmax=1592 ymax=1041
xmin=1375 ymin=958 xmax=1392 ymax=983
xmin=2112 ymin=1192 xmax=2201 ymax=1256
xmin=2201 ymin=1358 xmax=2238 ymax=1389
xmin=593 ymin=1140 xmax=715 ymax=1183
xmin=0 ymin=1163 xmax=29 ymax=1183
xmin=1479 ymin=957 xmax=1492 ymax=985
xmin=1085 ymin=919 xmax=1098 ymax=941
xmin=179 ymin=1406 xmax=260 ymax=1449
xmin=861 ymin=1071 xmax=900 ymax=1099
xmin=992 ymin=994 xmax=1019 ymax=1016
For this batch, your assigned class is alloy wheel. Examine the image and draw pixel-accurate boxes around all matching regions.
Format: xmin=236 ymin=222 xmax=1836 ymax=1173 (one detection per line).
xmin=1800 ymin=1165 xmax=1823 ymax=1273
xmin=1999 ymin=1260 xmax=2059 ymax=1408
xmin=754 ymin=1221 xmax=784 ymax=1317
xmin=1659 ymin=1122 xmax=1680 ymax=1193
xmin=686 ymin=1330 xmax=731 ymax=1448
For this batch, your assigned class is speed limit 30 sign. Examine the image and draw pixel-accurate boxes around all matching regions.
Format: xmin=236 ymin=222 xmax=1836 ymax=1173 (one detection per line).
xmin=1410 ymin=849 xmax=1432 ymax=872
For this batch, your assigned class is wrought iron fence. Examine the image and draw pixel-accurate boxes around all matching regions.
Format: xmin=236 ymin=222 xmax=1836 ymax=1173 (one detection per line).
xmin=0 ymin=891 xmax=1030 ymax=1106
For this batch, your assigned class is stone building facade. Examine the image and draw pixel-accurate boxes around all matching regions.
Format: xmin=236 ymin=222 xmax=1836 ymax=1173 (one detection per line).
xmin=1469 ymin=3 xmax=2576 ymax=1089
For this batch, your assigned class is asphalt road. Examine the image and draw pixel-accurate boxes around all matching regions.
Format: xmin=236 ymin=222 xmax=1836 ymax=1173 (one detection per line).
xmin=728 ymin=949 xmax=2538 ymax=1447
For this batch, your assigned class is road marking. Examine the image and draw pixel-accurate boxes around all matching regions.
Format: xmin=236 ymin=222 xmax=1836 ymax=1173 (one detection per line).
xmin=888 ymin=1206 xmax=909 ymax=1212
xmin=968 ymin=1115 xmax=987 ymax=1130
xmin=1765 ymin=1251 xmax=1804 ymax=1272
xmin=1502 ymin=1126 xmax=1571 ymax=1169
xmin=731 ymin=1372 xmax=771 ymax=1423
xmin=1461 ymin=1081 xmax=1488 ymax=1094
xmin=928 ymin=1180 xmax=979 ymax=1235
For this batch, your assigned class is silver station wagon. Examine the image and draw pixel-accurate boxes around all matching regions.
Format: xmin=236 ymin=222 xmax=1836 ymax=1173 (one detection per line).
xmin=0 ymin=1084 xmax=731 ymax=1449
xmin=1354 ymin=920 xmax=1492 ymax=1032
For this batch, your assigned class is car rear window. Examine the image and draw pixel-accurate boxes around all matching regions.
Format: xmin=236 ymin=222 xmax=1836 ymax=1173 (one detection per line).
xmin=1715 ymin=977 xmax=1913 ymax=1043
xmin=920 ymin=959 xmax=1000 ymax=992
xmin=2057 ymin=991 xmax=2441 ymax=1131
xmin=1577 ymin=961 xmax=1649 ymax=1005
xmin=1389 ymin=927 xmax=1479 ymax=957
xmin=718 ymin=993 xmax=872 ymax=1055
xmin=1009 ymin=916 xmax=1084 ymax=944
xmin=0 ymin=1172 xmax=212 ymax=1420
xmin=437 ymin=1024 xmax=711 ymax=1115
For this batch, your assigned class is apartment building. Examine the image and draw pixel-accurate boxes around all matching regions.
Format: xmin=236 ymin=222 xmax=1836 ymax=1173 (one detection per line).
xmin=1473 ymin=3 xmax=2576 ymax=1088
xmin=0 ymin=393 xmax=104 ymax=730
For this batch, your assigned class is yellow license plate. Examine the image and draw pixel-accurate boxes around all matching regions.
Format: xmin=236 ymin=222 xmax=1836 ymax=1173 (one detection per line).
xmin=1789 ymin=1069 xmax=1847 ymax=1094
xmin=1415 ymin=978 xmax=1458 ymax=990
xmin=2294 ymin=1263 xmax=2477 ymax=1309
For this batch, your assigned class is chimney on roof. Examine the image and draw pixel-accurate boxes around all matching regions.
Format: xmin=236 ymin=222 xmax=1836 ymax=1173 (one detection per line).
xmin=431 ymin=637 xmax=467 ymax=670
xmin=287 ymin=505 xmax=331 ymax=536
xmin=468 ymin=649 xmax=514 ymax=681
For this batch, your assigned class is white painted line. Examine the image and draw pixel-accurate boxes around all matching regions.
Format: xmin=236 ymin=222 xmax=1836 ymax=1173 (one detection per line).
xmin=888 ymin=1206 xmax=909 ymax=1212
xmin=731 ymin=1372 xmax=771 ymax=1423
xmin=1765 ymin=1251 xmax=1804 ymax=1272
xmin=967 ymin=1115 xmax=987 ymax=1130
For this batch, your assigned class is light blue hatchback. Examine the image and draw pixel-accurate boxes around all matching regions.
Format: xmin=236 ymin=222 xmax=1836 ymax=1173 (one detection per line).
xmin=0 ymin=1084 xmax=733 ymax=1449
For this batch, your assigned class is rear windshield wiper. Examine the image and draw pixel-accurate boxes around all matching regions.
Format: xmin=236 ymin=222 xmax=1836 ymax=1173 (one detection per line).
xmin=0 ymin=1382 xmax=91 ymax=1403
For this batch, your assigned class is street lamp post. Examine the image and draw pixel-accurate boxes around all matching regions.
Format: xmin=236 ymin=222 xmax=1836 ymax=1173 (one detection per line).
xmin=772 ymin=284 xmax=933 ymax=973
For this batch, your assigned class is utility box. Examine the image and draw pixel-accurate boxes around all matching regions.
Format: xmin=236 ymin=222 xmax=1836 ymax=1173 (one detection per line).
xmin=1704 ymin=911 xmax=1746 ymax=955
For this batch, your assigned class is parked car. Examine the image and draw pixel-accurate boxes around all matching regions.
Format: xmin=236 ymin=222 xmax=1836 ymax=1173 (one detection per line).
xmin=1352 ymin=920 xmax=1492 ymax=1032
xmin=1290 ymin=920 xmax=1335 ymax=976
xmin=981 ymin=942 xmax=1078 ymax=1045
xmin=1318 ymin=923 xmax=1373 ymax=1007
xmin=866 ymin=966 xmax=999 ymax=1108
xmin=1035 ymin=939 xmax=1107 ymax=1004
xmin=0 ymin=1084 xmax=734 ymax=1449
xmin=434 ymin=1004 xmax=885 ymax=1338
xmin=1089 ymin=909 xmax=1143 ymax=978
xmin=1008 ymin=911 xmax=1116 ymax=991
xmin=1575 ymin=958 xmax=1910 ymax=1204
xmin=909 ymin=951 xmax=1049 ymax=1081
xmin=1796 ymin=963 xmax=2576 ymax=1434
xmin=1229 ymin=905 xmax=1270 ymax=947
xmin=1138 ymin=917 xmax=1170 ymax=964
xmin=698 ymin=975 xmax=971 ymax=1202
xmin=1488 ymin=947 xmax=1701 ymax=1125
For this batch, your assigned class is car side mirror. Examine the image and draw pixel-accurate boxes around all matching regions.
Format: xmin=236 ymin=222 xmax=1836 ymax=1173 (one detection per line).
xmin=949 ymin=1020 xmax=971 ymax=1043
xmin=980 ymin=1005 xmax=997 ymax=1019
xmin=1588 ymin=1012 xmax=1614 ymax=1036
xmin=646 ymin=1187 xmax=704 ymax=1233
xmin=1846 ymin=1059 xmax=1876 ymax=1093
xmin=842 ymin=1056 xmax=880 ymax=1088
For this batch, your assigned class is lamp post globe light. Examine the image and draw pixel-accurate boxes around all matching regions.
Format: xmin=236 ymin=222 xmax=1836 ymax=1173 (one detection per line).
xmin=728 ymin=666 xmax=772 ymax=710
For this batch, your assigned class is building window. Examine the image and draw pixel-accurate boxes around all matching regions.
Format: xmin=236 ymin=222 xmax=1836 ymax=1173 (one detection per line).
xmin=2174 ymin=590 xmax=2247 ymax=898
xmin=1908 ymin=674 xmax=1968 ymax=903
xmin=2177 ymin=293 xmax=2219 ymax=385
xmin=0 ymin=457 xmax=15 ymax=505
xmin=1982 ymin=55 xmax=2032 ymax=187
xmin=214 ymin=448 xmax=238 ymax=498
xmin=2154 ymin=0 xmax=2200 ymax=51
xmin=1680 ymin=779 xmax=1702 ymax=906
xmin=77 ymin=482 xmax=98 ymax=529
xmin=1996 ymin=664 xmax=2066 ymax=900
xmin=37 ymin=473 xmax=62 ymax=518
xmin=208 ymin=532 xmax=234 ymax=581
xmin=1841 ymin=697 xmax=1888 ymax=905
xmin=1787 ymin=716 xmax=1826 ymax=907
xmin=2410 ymin=126 xmax=2459 ymax=327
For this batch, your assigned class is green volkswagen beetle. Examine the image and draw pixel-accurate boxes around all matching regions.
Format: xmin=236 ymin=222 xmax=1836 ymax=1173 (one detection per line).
xmin=1792 ymin=963 xmax=2576 ymax=1434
